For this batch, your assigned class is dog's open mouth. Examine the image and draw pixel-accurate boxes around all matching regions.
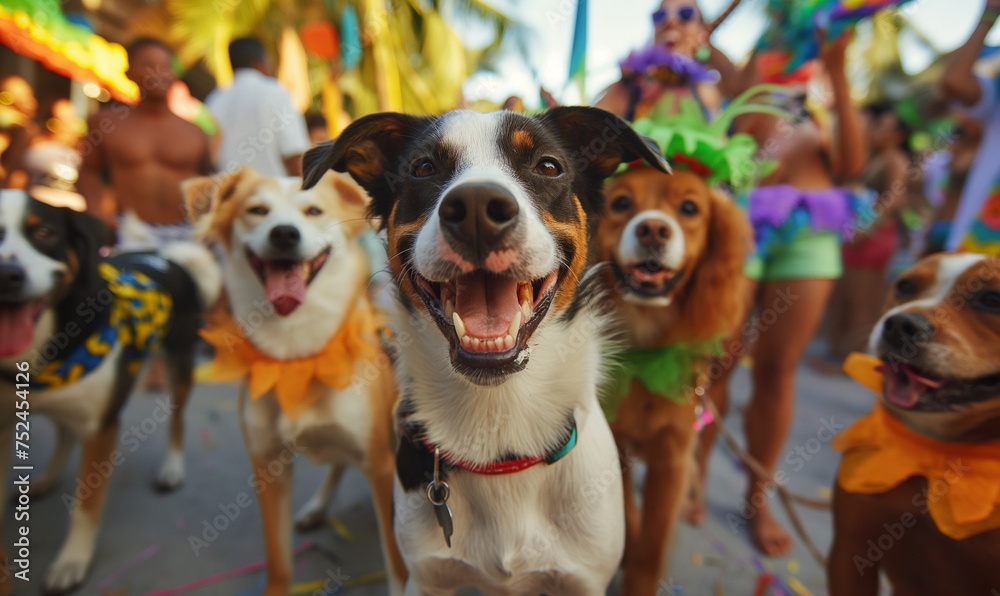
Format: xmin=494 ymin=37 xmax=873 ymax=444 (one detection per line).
xmin=247 ymin=247 xmax=331 ymax=316
xmin=877 ymin=362 xmax=1000 ymax=411
xmin=611 ymin=258 xmax=685 ymax=299
xmin=0 ymin=298 xmax=47 ymax=357
xmin=414 ymin=268 xmax=560 ymax=378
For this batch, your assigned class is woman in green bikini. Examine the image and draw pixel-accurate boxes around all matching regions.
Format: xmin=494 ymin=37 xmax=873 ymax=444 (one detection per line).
xmin=692 ymin=34 xmax=867 ymax=556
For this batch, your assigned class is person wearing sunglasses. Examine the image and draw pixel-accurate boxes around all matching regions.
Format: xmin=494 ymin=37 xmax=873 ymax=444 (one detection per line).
xmin=596 ymin=0 xmax=722 ymax=121
xmin=652 ymin=1 xmax=704 ymax=56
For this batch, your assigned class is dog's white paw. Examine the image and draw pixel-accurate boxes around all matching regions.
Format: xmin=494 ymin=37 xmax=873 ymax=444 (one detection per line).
xmin=294 ymin=497 xmax=328 ymax=531
xmin=154 ymin=451 xmax=185 ymax=492
xmin=43 ymin=554 xmax=90 ymax=594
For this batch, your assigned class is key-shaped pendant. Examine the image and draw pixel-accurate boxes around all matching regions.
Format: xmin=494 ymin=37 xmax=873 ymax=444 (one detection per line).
xmin=427 ymin=447 xmax=454 ymax=547
xmin=433 ymin=498 xmax=453 ymax=548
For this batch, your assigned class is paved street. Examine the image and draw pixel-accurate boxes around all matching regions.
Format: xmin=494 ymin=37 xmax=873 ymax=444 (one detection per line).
xmin=7 ymin=341 xmax=875 ymax=596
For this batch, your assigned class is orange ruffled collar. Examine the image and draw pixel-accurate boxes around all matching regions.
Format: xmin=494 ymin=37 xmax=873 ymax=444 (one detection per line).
xmin=835 ymin=353 xmax=1000 ymax=540
xmin=199 ymin=301 xmax=380 ymax=419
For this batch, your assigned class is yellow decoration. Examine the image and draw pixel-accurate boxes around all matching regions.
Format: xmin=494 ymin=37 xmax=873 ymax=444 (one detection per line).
xmin=199 ymin=301 xmax=381 ymax=419
xmin=961 ymin=235 xmax=1000 ymax=257
xmin=276 ymin=26 xmax=311 ymax=113
xmin=842 ymin=352 xmax=883 ymax=393
xmin=836 ymin=353 xmax=1000 ymax=540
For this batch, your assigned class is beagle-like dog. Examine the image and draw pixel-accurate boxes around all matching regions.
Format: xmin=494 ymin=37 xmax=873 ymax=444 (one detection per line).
xmin=829 ymin=253 xmax=1000 ymax=595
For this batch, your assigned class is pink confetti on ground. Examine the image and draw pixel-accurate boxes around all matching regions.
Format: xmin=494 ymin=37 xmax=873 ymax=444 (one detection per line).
xmin=99 ymin=543 xmax=161 ymax=590
xmin=142 ymin=541 xmax=314 ymax=596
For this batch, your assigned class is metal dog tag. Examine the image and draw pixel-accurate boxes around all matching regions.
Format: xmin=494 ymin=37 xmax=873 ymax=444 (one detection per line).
xmin=427 ymin=447 xmax=453 ymax=547
xmin=433 ymin=497 xmax=453 ymax=548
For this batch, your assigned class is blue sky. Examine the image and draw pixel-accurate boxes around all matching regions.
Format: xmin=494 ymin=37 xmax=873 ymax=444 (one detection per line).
xmin=462 ymin=0 xmax=1000 ymax=108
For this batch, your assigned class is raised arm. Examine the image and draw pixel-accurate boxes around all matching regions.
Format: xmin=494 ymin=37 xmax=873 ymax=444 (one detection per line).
xmin=706 ymin=42 xmax=748 ymax=99
xmin=594 ymin=81 xmax=631 ymax=118
xmin=824 ymin=34 xmax=867 ymax=181
xmin=941 ymin=0 xmax=1000 ymax=106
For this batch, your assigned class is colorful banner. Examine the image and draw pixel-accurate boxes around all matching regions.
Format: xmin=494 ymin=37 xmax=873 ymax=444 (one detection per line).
xmin=756 ymin=0 xmax=913 ymax=76
xmin=568 ymin=0 xmax=588 ymax=100
xmin=0 ymin=0 xmax=139 ymax=103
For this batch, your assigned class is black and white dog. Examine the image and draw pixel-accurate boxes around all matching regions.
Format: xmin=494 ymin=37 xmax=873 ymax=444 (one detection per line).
xmin=302 ymin=107 xmax=669 ymax=595
xmin=0 ymin=190 xmax=219 ymax=594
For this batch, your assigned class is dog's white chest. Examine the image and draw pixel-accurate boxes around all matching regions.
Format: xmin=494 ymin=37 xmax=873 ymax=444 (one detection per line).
xmin=394 ymin=416 xmax=625 ymax=594
xmin=253 ymin=381 xmax=375 ymax=466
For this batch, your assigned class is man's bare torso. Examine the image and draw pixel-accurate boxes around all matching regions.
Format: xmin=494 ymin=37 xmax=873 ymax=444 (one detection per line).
xmin=93 ymin=107 xmax=209 ymax=224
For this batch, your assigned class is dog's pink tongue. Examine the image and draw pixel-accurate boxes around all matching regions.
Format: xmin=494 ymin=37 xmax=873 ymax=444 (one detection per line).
xmin=878 ymin=364 xmax=942 ymax=408
xmin=455 ymin=271 xmax=520 ymax=338
xmin=264 ymin=262 xmax=306 ymax=317
xmin=0 ymin=304 xmax=36 ymax=357
xmin=632 ymin=266 xmax=673 ymax=286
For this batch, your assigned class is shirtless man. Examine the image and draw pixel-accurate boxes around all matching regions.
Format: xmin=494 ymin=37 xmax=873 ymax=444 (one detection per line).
xmin=78 ymin=38 xmax=212 ymax=239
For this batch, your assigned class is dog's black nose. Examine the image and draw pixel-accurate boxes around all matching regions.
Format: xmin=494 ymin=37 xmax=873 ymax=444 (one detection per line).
xmin=268 ymin=225 xmax=301 ymax=251
xmin=0 ymin=262 xmax=25 ymax=294
xmin=635 ymin=218 xmax=671 ymax=247
xmin=882 ymin=312 xmax=935 ymax=348
xmin=439 ymin=183 xmax=519 ymax=255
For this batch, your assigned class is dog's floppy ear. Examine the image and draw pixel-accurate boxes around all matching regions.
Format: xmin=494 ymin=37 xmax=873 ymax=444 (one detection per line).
xmin=65 ymin=208 xmax=112 ymax=295
xmin=678 ymin=189 xmax=753 ymax=342
xmin=301 ymin=112 xmax=433 ymax=225
xmin=182 ymin=169 xmax=250 ymax=244
xmin=538 ymin=106 xmax=672 ymax=181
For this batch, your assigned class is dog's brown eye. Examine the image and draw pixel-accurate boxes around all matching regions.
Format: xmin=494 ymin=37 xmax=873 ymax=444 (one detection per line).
xmin=304 ymin=206 xmax=323 ymax=216
xmin=534 ymin=159 xmax=561 ymax=177
xmin=413 ymin=161 xmax=437 ymax=178
xmin=610 ymin=196 xmax=631 ymax=212
xmin=978 ymin=290 xmax=1000 ymax=311
xmin=247 ymin=205 xmax=269 ymax=216
xmin=679 ymin=200 xmax=699 ymax=216
xmin=32 ymin=225 xmax=55 ymax=242
xmin=895 ymin=278 xmax=917 ymax=298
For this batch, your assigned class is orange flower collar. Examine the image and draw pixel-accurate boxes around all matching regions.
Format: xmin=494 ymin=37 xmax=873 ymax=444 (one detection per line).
xmin=836 ymin=353 xmax=1000 ymax=540
xmin=200 ymin=301 xmax=381 ymax=419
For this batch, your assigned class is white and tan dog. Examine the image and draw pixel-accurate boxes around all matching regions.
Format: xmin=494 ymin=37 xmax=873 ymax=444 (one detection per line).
xmin=301 ymin=107 xmax=670 ymax=595
xmin=184 ymin=169 xmax=405 ymax=596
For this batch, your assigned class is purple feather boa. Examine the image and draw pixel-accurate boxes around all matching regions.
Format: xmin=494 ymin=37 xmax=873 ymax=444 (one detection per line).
xmin=619 ymin=46 xmax=720 ymax=84
xmin=748 ymin=185 xmax=873 ymax=253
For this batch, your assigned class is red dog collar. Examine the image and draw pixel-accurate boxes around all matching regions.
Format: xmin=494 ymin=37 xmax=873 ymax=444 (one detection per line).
xmin=398 ymin=406 xmax=578 ymax=478
xmin=420 ymin=431 xmax=577 ymax=475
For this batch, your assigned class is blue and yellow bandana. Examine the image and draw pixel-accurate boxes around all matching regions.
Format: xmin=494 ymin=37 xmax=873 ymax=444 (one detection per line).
xmin=33 ymin=263 xmax=172 ymax=390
